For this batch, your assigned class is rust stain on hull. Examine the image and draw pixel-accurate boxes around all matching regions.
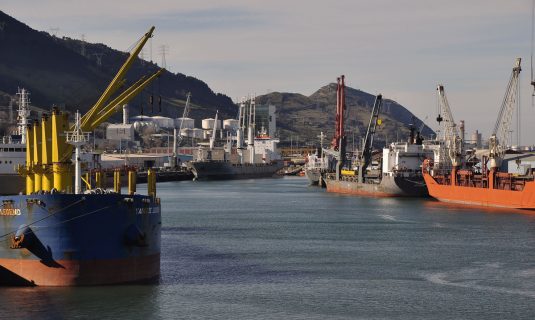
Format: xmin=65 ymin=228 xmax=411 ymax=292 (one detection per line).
xmin=0 ymin=254 xmax=160 ymax=286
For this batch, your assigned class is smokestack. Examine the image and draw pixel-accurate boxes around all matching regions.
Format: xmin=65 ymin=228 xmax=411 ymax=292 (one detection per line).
xmin=123 ymin=104 xmax=129 ymax=125
xmin=459 ymin=120 xmax=465 ymax=142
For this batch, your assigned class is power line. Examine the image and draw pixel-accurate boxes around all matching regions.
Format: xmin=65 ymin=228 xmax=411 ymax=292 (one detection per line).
xmin=159 ymin=44 xmax=169 ymax=68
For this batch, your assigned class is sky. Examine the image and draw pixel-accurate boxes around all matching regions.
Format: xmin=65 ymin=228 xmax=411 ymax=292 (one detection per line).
xmin=2 ymin=0 xmax=535 ymax=144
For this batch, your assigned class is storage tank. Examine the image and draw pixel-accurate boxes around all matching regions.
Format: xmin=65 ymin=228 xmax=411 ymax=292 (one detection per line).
xmin=180 ymin=128 xmax=192 ymax=137
xmin=191 ymin=128 xmax=203 ymax=139
xmin=201 ymin=118 xmax=222 ymax=130
xmin=176 ymin=117 xmax=195 ymax=129
xmin=223 ymin=119 xmax=239 ymax=130
xmin=152 ymin=116 xmax=175 ymax=128
xmin=133 ymin=121 xmax=159 ymax=132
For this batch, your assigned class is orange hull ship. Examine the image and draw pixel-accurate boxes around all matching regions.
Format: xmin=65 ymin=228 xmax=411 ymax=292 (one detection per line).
xmin=422 ymin=159 xmax=535 ymax=210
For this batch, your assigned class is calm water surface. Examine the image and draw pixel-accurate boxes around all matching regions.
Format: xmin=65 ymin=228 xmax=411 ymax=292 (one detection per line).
xmin=2 ymin=176 xmax=535 ymax=319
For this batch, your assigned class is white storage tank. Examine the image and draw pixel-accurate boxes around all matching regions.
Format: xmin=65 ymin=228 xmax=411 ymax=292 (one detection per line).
xmin=223 ymin=119 xmax=239 ymax=130
xmin=176 ymin=117 xmax=195 ymax=129
xmin=191 ymin=128 xmax=203 ymax=139
xmin=133 ymin=121 xmax=159 ymax=132
xmin=180 ymin=128 xmax=192 ymax=137
xmin=201 ymin=118 xmax=222 ymax=130
xmin=152 ymin=116 xmax=175 ymax=128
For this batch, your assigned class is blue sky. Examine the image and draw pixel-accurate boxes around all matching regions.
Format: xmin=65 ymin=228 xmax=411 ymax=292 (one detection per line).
xmin=2 ymin=0 xmax=535 ymax=144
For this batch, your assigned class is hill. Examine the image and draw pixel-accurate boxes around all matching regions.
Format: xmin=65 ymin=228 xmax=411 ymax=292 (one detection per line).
xmin=0 ymin=10 xmax=236 ymax=129
xmin=258 ymin=83 xmax=434 ymax=148
xmin=0 ymin=11 xmax=432 ymax=148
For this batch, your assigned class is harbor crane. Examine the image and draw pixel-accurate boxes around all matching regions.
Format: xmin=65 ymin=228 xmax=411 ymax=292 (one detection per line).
xmin=329 ymin=76 xmax=347 ymax=180
xmin=176 ymin=92 xmax=191 ymax=148
xmin=21 ymin=26 xmax=165 ymax=194
xmin=331 ymin=75 xmax=346 ymax=153
xmin=436 ymin=85 xmax=462 ymax=169
xmin=357 ymin=94 xmax=383 ymax=183
xmin=488 ymin=58 xmax=522 ymax=169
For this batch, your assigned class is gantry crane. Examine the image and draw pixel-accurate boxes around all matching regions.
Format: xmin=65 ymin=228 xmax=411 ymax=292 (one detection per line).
xmin=488 ymin=58 xmax=522 ymax=170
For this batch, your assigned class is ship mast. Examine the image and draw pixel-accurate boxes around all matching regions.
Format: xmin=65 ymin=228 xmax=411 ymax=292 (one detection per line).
xmin=237 ymin=97 xmax=245 ymax=164
xmin=247 ymin=95 xmax=256 ymax=164
xmin=65 ymin=111 xmax=90 ymax=194
xmin=16 ymin=88 xmax=31 ymax=144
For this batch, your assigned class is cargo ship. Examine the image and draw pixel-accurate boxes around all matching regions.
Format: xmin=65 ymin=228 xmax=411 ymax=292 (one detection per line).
xmin=188 ymin=97 xmax=283 ymax=180
xmin=323 ymin=75 xmax=431 ymax=197
xmin=324 ymin=136 xmax=431 ymax=197
xmin=0 ymin=27 xmax=165 ymax=286
xmin=0 ymin=88 xmax=31 ymax=195
xmin=0 ymin=136 xmax=25 ymax=194
xmin=304 ymin=151 xmax=325 ymax=186
xmin=422 ymin=59 xmax=535 ymax=209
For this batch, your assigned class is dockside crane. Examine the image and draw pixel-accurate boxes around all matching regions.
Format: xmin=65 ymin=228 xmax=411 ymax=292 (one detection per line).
xmin=330 ymin=76 xmax=347 ymax=180
xmin=488 ymin=58 xmax=522 ymax=171
xmin=176 ymin=92 xmax=191 ymax=148
xmin=22 ymin=26 xmax=165 ymax=194
xmin=436 ymin=84 xmax=462 ymax=170
xmin=357 ymin=94 xmax=383 ymax=183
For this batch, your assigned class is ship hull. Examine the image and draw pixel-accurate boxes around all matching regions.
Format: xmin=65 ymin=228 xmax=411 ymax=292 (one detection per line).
xmin=305 ymin=168 xmax=321 ymax=185
xmin=0 ymin=174 xmax=25 ymax=195
xmin=0 ymin=193 xmax=161 ymax=286
xmin=423 ymin=172 xmax=535 ymax=209
xmin=188 ymin=160 xmax=284 ymax=180
xmin=325 ymin=175 xmax=428 ymax=197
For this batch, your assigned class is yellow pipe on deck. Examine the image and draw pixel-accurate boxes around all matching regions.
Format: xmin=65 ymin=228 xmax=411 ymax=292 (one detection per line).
xmin=95 ymin=170 xmax=103 ymax=189
xmin=52 ymin=109 xmax=72 ymax=192
xmin=41 ymin=114 xmax=53 ymax=191
xmin=147 ymin=168 xmax=156 ymax=198
xmin=25 ymin=123 xmax=34 ymax=195
xmin=128 ymin=169 xmax=137 ymax=195
xmin=32 ymin=120 xmax=42 ymax=192
xmin=114 ymin=169 xmax=121 ymax=194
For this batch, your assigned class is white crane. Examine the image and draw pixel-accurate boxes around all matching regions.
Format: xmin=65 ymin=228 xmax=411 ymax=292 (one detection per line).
xmin=488 ymin=58 xmax=522 ymax=169
xmin=175 ymin=92 xmax=191 ymax=149
xmin=436 ymin=84 xmax=462 ymax=168
xmin=171 ymin=92 xmax=191 ymax=166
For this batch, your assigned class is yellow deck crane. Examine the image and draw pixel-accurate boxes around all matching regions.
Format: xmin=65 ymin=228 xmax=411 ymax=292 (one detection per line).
xmin=22 ymin=26 xmax=165 ymax=194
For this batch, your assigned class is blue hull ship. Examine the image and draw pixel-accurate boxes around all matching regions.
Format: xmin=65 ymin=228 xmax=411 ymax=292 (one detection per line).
xmin=0 ymin=193 xmax=161 ymax=286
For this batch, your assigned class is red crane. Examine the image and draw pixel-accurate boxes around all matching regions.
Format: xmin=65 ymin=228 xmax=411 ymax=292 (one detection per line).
xmin=331 ymin=75 xmax=346 ymax=151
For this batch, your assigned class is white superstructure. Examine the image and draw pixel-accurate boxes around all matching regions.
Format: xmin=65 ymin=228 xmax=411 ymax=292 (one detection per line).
xmin=382 ymin=141 xmax=433 ymax=177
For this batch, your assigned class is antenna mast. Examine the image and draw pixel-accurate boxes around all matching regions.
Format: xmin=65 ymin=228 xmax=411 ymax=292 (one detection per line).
xmin=65 ymin=111 xmax=91 ymax=194
xmin=16 ymin=88 xmax=31 ymax=143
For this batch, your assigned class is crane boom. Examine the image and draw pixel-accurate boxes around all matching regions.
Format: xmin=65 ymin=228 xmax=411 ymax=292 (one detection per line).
xmin=437 ymin=85 xmax=459 ymax=141
xmin=358 ymin=94 xmax=383 ymax=182
xmin=436 ymin=85 xmax=462 ymax=167
xmin=176 ymin=92 xmax=191 ymax=147
xmin=489 ymin=58 xmax=521 ymax=168
xmin=81 ymin=26 xmax=155 ymax=129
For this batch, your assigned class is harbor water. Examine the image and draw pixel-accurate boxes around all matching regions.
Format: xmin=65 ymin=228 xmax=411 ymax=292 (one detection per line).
xmin=1 ymin=176 xmax=535 ymax=319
